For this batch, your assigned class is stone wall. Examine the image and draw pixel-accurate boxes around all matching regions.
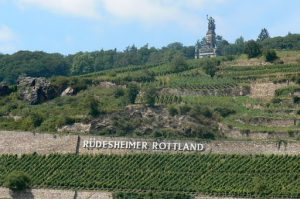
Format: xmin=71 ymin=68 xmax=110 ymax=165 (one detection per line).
xmin=250 ymin=82 xmax=293 ymax=98
xmin=0 ymin=188 xmax=112 ymax=199
xmin=0 ymin=131 xmax=77 ymax=155
xmin=160 ymin=86 xmax=250 ymax=97
xmin=2 ymin=131 xmax=300 ymax=156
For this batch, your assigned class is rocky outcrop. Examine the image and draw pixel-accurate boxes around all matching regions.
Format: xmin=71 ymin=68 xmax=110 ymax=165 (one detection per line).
xmin=0 ymin=84 xmax=12 ymax=96
xmin=58 ymin=123 xmax=91 ymax=133
xmin=99 ymin=81 xmax=126 ymax=89
xmin=90 ymin=105 xmax=218 ymax=138
xmin=17 ymin=77 xmax=60 ymax=104
xmin=61 ymin=86 xmax=75 ymax=96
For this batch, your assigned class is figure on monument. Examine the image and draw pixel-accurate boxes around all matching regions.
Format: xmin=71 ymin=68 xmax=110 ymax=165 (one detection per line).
xmin=207 ymin=15 xmax=216 ymax=31
xmin=195 ymin=15 xmax=217 ymax=59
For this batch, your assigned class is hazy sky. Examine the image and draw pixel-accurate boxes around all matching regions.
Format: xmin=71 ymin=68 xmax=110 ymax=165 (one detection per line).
xmin=0 ymin=0 xmax=299 ymax=54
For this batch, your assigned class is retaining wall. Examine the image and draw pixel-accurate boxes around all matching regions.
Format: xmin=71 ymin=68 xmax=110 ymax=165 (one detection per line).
xmin=1 ymin=131 xmax=300 ymax=155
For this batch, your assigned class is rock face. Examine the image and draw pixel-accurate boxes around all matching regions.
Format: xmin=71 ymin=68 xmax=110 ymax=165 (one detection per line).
xmin=58 ymin=123 xmax=91 ymax=133
xmin=90 ymin=105 xmax=218 ymax=138
xmin=17 ymin=77 xmax=59 ymax=105
xmin=61 ymin=86 xmax=75 ymax=96
xmin=99 ymin=81 xmax=126 ymax=89
xmin=0 ymin=84 xmax=11 ymax=96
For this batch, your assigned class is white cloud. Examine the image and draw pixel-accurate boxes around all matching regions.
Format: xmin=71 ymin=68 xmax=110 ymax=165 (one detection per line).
xmin=18 ymin=0 xmax=100 ymax=19
xmin=13 ymin=0 xmax=229 ymax=31
xmin=0 ymin=25 xmax=18 ymax=53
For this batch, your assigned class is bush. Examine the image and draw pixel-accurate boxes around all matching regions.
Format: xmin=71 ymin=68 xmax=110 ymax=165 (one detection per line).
xmin=178 ymin=105 xmax=191 ymax=115
xmin=4 ymin=171 xmax=31 ymax=191
xmin=171 ymin=54 xmax=188 ymax=72
xmin=244 ymin=40 xmax=262 ymax=58
xmin=114 ymin=88 xmax=125 ymax=98
xmin=264 ymin=49 xmax=278 ymax=62
xmin=202 ymin=58 xmax=220 ymax=77
xmin=89 ymin=98 xmax=101 ymax=117
xmin=168 ymin=105 xmax=178 ymax=116
xmin=214 ymin=107 xmax=236 ymax=117
xmin=144 ymin=87 xmax=157 ymax=107
xmin=127 ymin=83 xmax=139 ymax=104
xmin=293 ymin=96 xmax=300 ymax=104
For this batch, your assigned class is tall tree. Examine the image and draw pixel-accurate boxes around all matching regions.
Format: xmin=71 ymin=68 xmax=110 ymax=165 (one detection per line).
xmin=244 ymin=40 xmax=262 ymax=58
xmin=257 ymin=28 xmax=270 ymax=42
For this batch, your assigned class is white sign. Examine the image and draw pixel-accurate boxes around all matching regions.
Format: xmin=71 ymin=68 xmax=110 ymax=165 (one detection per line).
xmin=83 ymin=138 xmax=205 ymax=152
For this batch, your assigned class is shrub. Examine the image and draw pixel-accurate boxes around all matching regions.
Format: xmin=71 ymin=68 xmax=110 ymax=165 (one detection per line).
xmin=4 ymin=171 xmax=31 ymax=191
xmin=264 ymin=49 xmax=278 ymax=62
xmin=114 ymin=88 xmax=125 ymax=98
xmin=168 ymin=105 xmax=178 ymax=116
xmin=244 ymin=40 xmax=262 ymax=58
xmin=178 ymin=105 xmax=191 ymax=115
xmin=202 ymin=58 xmax=220 ymax=77
xmin=127 ymin=83 xmax=139 ymax=104
xmin=214 ymin=107 xmax=236 ymax=117
xmin=144 ymin=87 xmax=157 ymax=107
xmin=293 ymin=96 xmax=300 ymax=104
xmin=171 ymin=54 xmax=188 ymax=72
xmin=88 ymin=97 xmax=101 ymax=117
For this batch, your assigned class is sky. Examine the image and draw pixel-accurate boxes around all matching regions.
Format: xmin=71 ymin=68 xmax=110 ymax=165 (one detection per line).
xmin=0 ymin=0 xmax=300 ymax=55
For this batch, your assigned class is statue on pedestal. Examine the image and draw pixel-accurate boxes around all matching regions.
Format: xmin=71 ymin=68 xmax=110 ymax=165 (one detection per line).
xmin=195 ymin=15 xmax=217 ymax=59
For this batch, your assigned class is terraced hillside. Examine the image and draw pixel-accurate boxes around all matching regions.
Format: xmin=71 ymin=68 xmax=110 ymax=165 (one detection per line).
xmin=1 ymin=51 xmax=300 ymax=198
xmin=1 ymin=52 xmax=299 ymax=139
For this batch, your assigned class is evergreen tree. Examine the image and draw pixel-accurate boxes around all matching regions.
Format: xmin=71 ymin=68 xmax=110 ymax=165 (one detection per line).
xmin=257 ymin=28 xmax=270 ymax=42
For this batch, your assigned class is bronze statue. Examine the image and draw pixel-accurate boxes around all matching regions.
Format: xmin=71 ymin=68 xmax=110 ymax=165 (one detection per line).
xmin=207 ymin=15 xmax=215 ymax=31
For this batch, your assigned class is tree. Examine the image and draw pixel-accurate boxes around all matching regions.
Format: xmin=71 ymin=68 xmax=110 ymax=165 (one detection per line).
xmin=171 ymin=54 xmax=188 ymax=72
xmin=71 ymin=52 xmax=94 ymax=75
xmin=4 ymin=171 xmax=31 ymax=191
xmin=203 ymin=59 xmax=220 ymax=77
xmin=244 ymin=40 xmax=262 ymax=58
xmin=263 ymin=49 xmax=278 ymax=62
xmin=257 ymin=28 xmax=270 ymax=42
xmin=215 ymin=35 xmax=229 ymax=56
xmin=127 ymin=83 xmax=139 ymax=104
xmin=144 ymin=87 xmax=157 ymax=107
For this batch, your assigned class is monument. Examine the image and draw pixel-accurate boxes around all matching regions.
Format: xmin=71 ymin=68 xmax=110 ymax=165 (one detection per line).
xmin=195 ymin=15 xmax=217 ymax=59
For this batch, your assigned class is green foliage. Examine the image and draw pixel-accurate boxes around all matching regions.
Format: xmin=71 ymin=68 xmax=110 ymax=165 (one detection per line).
xmin=214 ymin=107 xmax=236 ymax=117
xmin=293 ymin=96 xmax=300 ymax=104
xmin=202 ymin=58 xmax=220 ymax=77
xmin=144 ymin=87 xmax=157 ymax=107
xmin=178 ymin=104 xmax=191 ymax=115
xmin=260 ymin=33 xmax=300 ymax=50
xmin=1 ymin=154 xmax=300 ymax=198
xmin=244 ymin=40 xmax=262 ymax=58
xmin=171 ymin=55 xmax=188 ymax=72
xmin=4 ymin=171 xmax=31 ymax=191
xmin=257 ymin=28 xmax=270 ymax=42
xmin=0 ymin=51 xmax=68 ymax=83
xmin=168 ymin=105 xmax=178 ymax=116
xmin=88 ymin=97 xmax=101 ymax=117
xmin=113 ymin=192 xmax=193 ymax=199
xmin=114 ymin=88 xmax=125 ymax=98
xmin=127 ymin=84 xmax=139 ymax=104
xmin=264 ymin=49 xmax=278 ymax=62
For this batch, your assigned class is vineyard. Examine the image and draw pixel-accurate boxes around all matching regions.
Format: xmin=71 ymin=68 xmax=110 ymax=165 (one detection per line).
xmin=1 ymin=153 xmax=300 ymax=198
xmin=218 ymin=64 xmax=300 ymax=80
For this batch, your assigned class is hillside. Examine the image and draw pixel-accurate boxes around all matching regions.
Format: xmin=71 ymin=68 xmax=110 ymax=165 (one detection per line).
xmin=1 ymin=51 xmax=300 ymax=139
xmin=1 ymin=50 xmax=300 ymax=198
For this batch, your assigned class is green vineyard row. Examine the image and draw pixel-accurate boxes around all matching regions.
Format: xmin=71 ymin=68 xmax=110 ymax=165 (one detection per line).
xmin=1 ymin=154 xmax=300 ymax=198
